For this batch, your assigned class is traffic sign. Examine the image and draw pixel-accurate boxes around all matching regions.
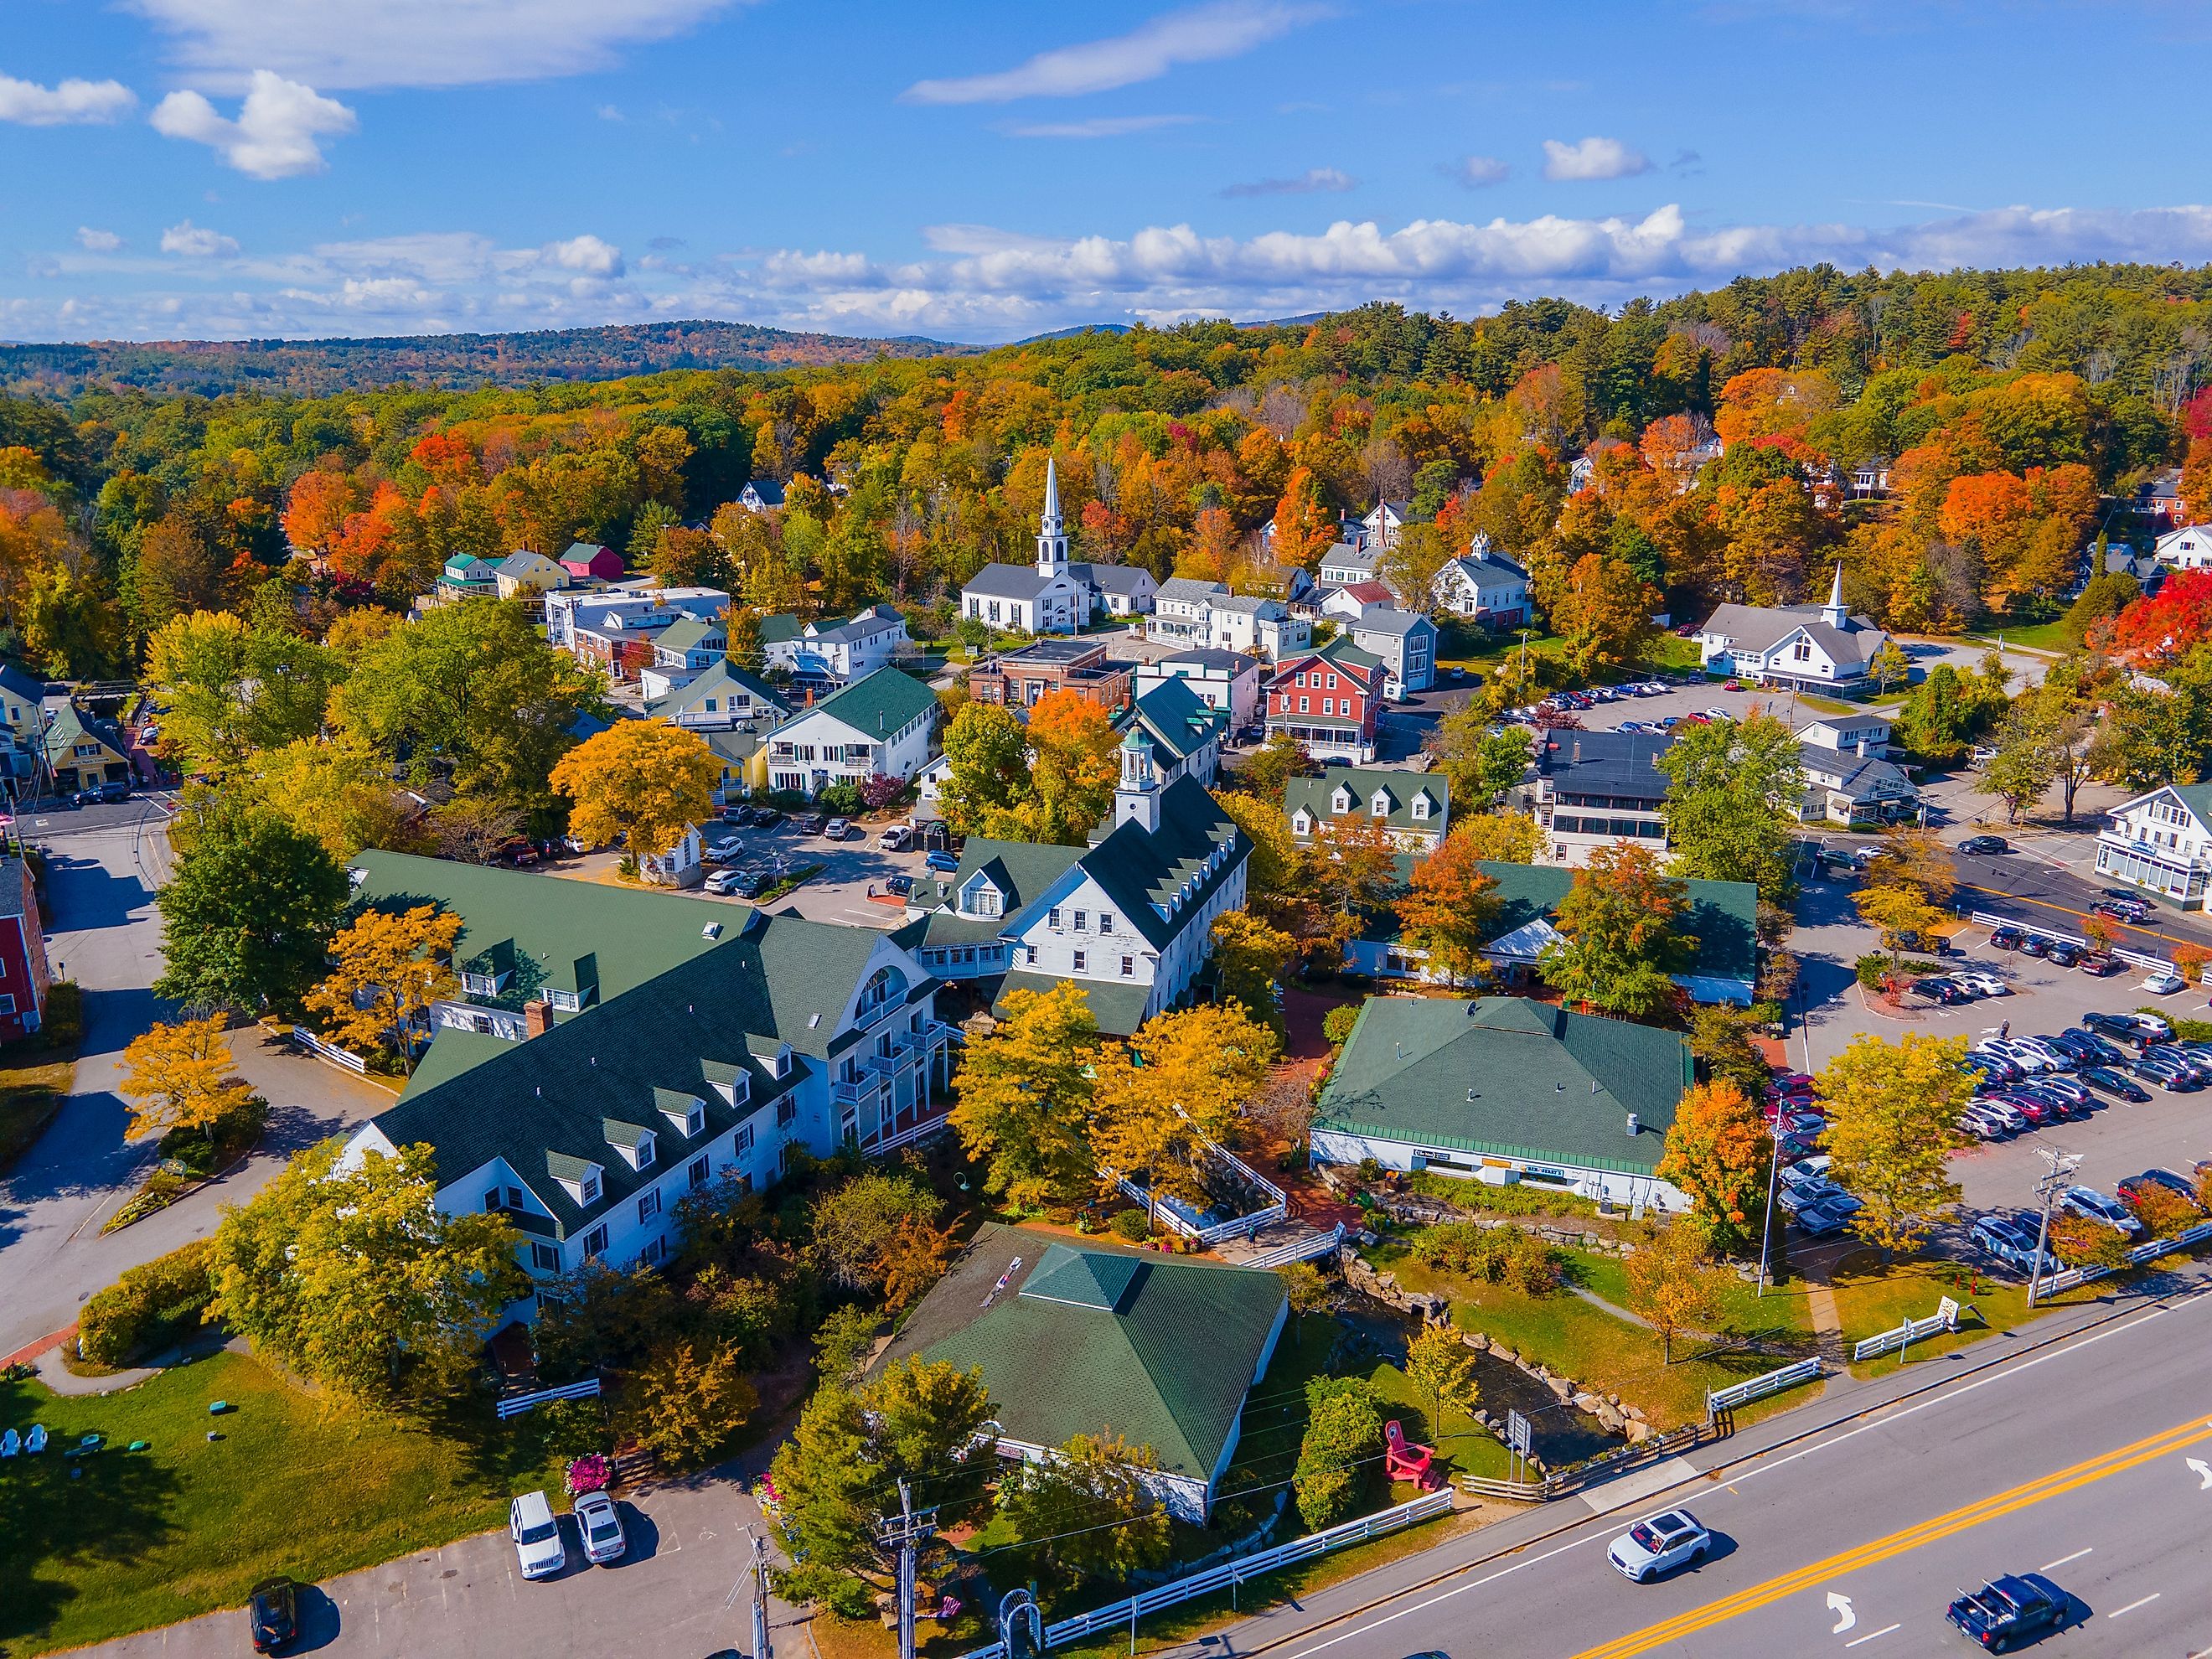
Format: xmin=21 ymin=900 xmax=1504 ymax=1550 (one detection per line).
xmin=1505 ymin=1409 xmax=1532 ymax=1454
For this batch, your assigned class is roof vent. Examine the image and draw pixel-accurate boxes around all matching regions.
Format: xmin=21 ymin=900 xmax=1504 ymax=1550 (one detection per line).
xmin=1625 ymin=1113 xmax=1641 ymax=1136
xmin=1465 ymin=1088 xmax=1480 ymax=1102
xmin=809 ymin=1013 xmax=822 ymax=1028
xmin=703 ymin=923 xmax=721 ymax=939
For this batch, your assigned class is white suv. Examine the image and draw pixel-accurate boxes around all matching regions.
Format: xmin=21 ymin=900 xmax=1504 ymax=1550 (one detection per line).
xmin=510 ymin=1491 xmax=567 ymax=1580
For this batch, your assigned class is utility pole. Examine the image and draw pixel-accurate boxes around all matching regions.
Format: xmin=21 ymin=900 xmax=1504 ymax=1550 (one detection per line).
xmin=1756 ymin=1114 xmax=1783 ymax=1298
xmin=749 ymin=1532 xmax=773 ymax=1659
xmin=877 ymin=1478 xmax=938 ymax=1659
xmin=2026 ymin=1146 xmax=2081 ymax=1309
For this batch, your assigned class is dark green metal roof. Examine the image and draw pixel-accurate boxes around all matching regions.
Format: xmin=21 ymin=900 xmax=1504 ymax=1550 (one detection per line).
xmin=1284 ymin=767 xmax=1450 ymax=840
xmin=880 ymin=1223 xmax=1284 ymax=1485
xmin=1315 ymin=996 xmax=1693 ymax=1176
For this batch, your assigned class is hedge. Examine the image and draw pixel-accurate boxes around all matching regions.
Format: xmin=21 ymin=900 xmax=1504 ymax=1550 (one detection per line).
xmin=78 ymin=1238 xmax=215 ymax=1367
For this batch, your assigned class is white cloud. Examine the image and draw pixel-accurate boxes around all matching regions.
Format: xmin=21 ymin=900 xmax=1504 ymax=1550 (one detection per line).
xmin=160 ymin=218 xmax=240 ymax=256
xmin=0 ymin=73 xmax=137 ymax=125
xmin=1003 ymin=113 xmax=1202 ymax=139
xmin=903 ymin=0 xmax=1326 ymax=104
xmin=1451 ymin=155 xmax=1511 ymax=189
xmin=546 ymin=234 xmax=624 ymax=276
xmin=152 ymin=70 xmax=357 ymax=178
xmin=124 ymin=0 xmax=747 ymax=90
xmin=1220 ymin=166 xmax=1354 ymax=199
xmin=18 ymin=202 xmax=2212 ymax=346
xmin=76 ymin=227 xmax=125 ymax=252
xmin=1542 ymin=136 xmax=1651 ymax=182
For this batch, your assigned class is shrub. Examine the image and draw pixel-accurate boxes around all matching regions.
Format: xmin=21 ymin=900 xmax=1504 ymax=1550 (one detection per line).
xmin=858 ymin=773 xmax=908 ymax=811
xmin=1294 ymin=1377 xmax=1382 ymax=1530
xmin=1322 ymin=1005 xmax=1361 ymax=1047
xmin=1109 ymin=1207 xmax=1151 ymax=1243
xmin=39 ymin=979 xmax=82 ymax=1050
xmin=1409 ymin=1221 xmax=1565 ymax=1294
xmin=1356 ymin=1157 xmax=1384 ymax=1183
xmin=815 ymin=782 xmax=865 ymax=815
xmin=1854 ymin=954 xmax=1889 ymax=992
xmin=78 ymin=1238 xmax=214 ymax=1367
xmin=2049 ymin=1214 xmax=2130 ymax=1270
xmin=2125 ymin=1183 xmax=2199 ymax=1241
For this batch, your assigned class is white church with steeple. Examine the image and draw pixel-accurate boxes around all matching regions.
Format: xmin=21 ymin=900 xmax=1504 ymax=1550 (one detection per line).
xmin=1690 ymin=562 xmax=1891 ymax=692
xmin=959 ymin=458 xmax=1158 ymax=636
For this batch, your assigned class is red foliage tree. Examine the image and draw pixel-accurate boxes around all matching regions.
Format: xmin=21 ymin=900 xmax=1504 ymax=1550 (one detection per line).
xmin=2106 ymin=571 xmax=2212 ymax=663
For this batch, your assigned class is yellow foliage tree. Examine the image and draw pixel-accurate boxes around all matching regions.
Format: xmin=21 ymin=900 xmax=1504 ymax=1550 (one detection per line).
xmin=304 ymin=904 xmax=463 ymax=1071
xmin=248 ymin=738 xmax=421 ymax=860
xmin=1092 ymin=1003 xmax=1279 ymax=1209
xmin=550 ymin=720 xmax=720 ymax=864
xmin=120 ymin=1015 xmax=256 ymax=1140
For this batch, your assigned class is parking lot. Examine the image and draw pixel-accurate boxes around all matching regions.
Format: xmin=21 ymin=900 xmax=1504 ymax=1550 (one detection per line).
xmin=696 ymin=812 xmax=931 ymax=929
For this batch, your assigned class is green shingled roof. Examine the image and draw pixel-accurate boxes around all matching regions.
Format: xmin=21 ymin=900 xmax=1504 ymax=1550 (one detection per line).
xmin=914 ymin=841 xmax=1085 ymax=947
xmin=372 ymin=911 xmax=932 ymax=1238
xmin=1315 ymin=996 xmax=1693 ymax=1176
xmin=994 ymin=969 xmax=1155 ymax=1037
xmin=349 ymin=851 xmax=742 ymax=1034
xmin=1284 ymin=767 xmax=1450 ymax=840
xmin=879 ymin=1223 xmax=1284 ymax=1486
xmin=655 ymin=616 xmax=720 ymax=655
xmin=1114 ymin=677 xmax=1228 ymax=766
xmin=1355 ymin=857 xmax=1756 ymax=988
xmin=801 ymin=666 xmax=939 ymax=739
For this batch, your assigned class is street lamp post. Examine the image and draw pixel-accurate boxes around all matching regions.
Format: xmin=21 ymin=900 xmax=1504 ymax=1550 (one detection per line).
xmin=1756 ymin=1114 xmax=1783 ymax=1297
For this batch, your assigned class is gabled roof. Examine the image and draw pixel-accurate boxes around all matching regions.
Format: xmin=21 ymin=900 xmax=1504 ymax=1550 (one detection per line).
xmin=2125 ymin=781 xmax=2212 ymax=824
xmin=348 ymin=850 xmax=740 ymax=1031
xmin=1156 ymin=577 xmax=1229 ymax=604
xmin=1351 ymin=607 xmax=1434 ymax=640
xmin=1336 ymin=581 xmax=1397 ymax=605
xmin=374 ymin=914 xmax=933 ymax=1238
xmin=1155 ymin=648 xmax=1258 ymax=675
xmin=792 ymin=667 xmax=938 ymax=738
xmin=880 ymin=1222 xmax=1284 ymax=1485
xmin=1076 ymin=775 xmax=1248 ymax=952
xmin=1073 ymin=563 xmax=1155 ymax=596
xmin=757 ymin=613 xmax=804 ymax=645
xmin=1269 ymin=638 xmax=1383 ymax=685
xmin=39 ymin=702 xmax=128 ymax=765
xmin=1284 ymin=766 xmax=1450 ymax=837
xmin=913 ymin=840 xmax=1086 ymax=946
xmin=1316 ymin=996 xmax=1694 ymax=1176
xmin=497 ymin=550 xmax=561 ymax=576
xmin=742 ymin=479 xmax=787 ymax=507
xmin=1320 ymin=541 xmax=1380 ymax=571
xmin=1211 ymin=593 xmax=1284 ymax=618
xmin=643 ymin=659 xmax=793 ymax=721
xmin=0 ymin=663 xmax=45 ymax=706
xmin=993 ymin=971 xmax=1155 ymax=1036
xmin=1798 ymin=743 xmax=1915 ymax=799
xmin=1695 ymin=601 xmax=1884 ymax=669
xmin=654 ymin=616 xmax=722 ymax=655
xmin=810 ymin=604 xmax=904 ymax=644
xmin=963 ymin=563 xmax=1056 ymax=600
xmin=1116 ymin=677 xmax=1228 ymax=766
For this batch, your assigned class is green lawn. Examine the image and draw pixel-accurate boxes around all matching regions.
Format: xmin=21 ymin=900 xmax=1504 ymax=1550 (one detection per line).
xmin=1372 ymin=1244 xmax=1819 ymax=1429
xmin=3 ymin=1350 xmax=566 ymax=1655
xmin=1971 ymin=622 xmax=2076 ymax=654
xmin=0 ymin=984 xmax=83 ymax=1175
xmin=1828 ymin=1248 xmax=2106 ymax=1380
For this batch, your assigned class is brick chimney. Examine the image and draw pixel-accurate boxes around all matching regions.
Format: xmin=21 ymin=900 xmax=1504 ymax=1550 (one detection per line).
xmin=524 ymin=1000 xmax=554 ymax=1038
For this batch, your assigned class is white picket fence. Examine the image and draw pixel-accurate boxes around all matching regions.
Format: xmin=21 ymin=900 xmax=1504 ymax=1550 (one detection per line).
xmin=1242 ymin=1222 xmax=1347 ymax=1270
xmin=288 ymin=1028 xmax=368 ymax=1074
xmin=2030 ymin=1217 xmax=2212 ymax=1300
xmin=1851 ymin=1298 xmax=1959 ymax=1362
xmin=1118 ymin=1143 xmax=1289 ymax=1246
xmin=956 ymin=1489 xmax=1455 ymax=1659
xmin=495 ymin=1377 xmax=602 ymax=1419
xmin=1705 ymin=1357 xmax=1823 ymax=1420
xmin=1966 ymin=911 xmax=2169 ymax=974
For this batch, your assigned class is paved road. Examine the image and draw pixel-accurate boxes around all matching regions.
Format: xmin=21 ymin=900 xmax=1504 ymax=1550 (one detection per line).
xmin=1206 ymin=1261 xmax=2212 ymax=1659
xmin=0 ymin=807 xmax=389 ymax=1360
xmin=1944 ymin=841 xmax=2212 ymax=958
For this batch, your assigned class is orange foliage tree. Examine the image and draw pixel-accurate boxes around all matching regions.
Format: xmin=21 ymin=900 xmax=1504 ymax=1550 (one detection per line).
xmin=1271 ymin=466 xmax=1336 ymax=571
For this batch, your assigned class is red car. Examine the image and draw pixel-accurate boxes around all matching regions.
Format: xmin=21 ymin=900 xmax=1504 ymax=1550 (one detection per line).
xmin=1723 ymin=679 xmax=1744 ymax=691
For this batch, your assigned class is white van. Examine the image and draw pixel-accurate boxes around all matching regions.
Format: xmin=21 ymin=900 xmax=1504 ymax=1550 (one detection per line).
xmin=510 ymin=1491 xmax=567 ymax=1580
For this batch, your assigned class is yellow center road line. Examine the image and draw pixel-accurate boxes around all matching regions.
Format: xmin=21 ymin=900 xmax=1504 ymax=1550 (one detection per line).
xmin=1953 ymin=881 xmax=2195 ymax=949
xmin=1571 ymin=1414 xmax=2212 ymax=1659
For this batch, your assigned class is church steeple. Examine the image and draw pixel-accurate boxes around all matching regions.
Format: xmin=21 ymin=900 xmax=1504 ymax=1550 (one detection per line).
xmin=1036 ymin=457 xmax=1069 ymax=576
xmin=1821 ymin=561 xmax=1848 ymax=628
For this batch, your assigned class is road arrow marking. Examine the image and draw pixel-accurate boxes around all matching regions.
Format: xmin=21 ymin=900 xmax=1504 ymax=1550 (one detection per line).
xmin=2187 ymin=1457 xmax=2212 ymax=1489
xmin=1827 ymin=1592 xmax=1856 ymax=1635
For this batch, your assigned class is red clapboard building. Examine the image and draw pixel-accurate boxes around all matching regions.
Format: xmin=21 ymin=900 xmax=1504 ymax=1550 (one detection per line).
xmin=1264 ymin=639 xmax=1385 ymax=764
xmin=0 ymin=857 xmax=52 ymax=1040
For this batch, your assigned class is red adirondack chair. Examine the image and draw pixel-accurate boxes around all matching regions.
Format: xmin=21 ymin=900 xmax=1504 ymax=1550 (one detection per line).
xmin=1384 ymin=1419 xmax=1437 ymax=1488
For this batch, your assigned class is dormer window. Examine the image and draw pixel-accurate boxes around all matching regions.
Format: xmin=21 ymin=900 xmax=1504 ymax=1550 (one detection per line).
xmin=1371 ymin=792 xmax=1390 ymax=817
xmin=1331 ymin=789 xmax=1352 ymax=814
xmin=1411 ymin=794 xmax=1431 ymax=820
xmin=637 ymin=1137 xmax=656 ymax=1170
xmin=581 ymin=1172 xmax=601 ymax=1204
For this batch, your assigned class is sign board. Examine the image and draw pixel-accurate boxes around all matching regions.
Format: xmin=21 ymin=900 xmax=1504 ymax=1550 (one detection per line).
xmin=1505 ymin=1409 xmax=1532 ymax=1455
xmin=1937 ymin=1295 xmax=1960 ymax=1328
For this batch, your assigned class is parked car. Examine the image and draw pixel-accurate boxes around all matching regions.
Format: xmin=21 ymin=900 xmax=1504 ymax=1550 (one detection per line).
xmin=510 ymin=1491 xmax=568 ymax=1580
xmin=2146 ymin=1043 xmax=2212 ymax=1084
xmin=2059 ymin=1185 xmax=2142 ymax=1237
xmin=1780 ymin=1154 xmax=1832 ymax=1186
xmin=822 ymin=816 xmax=852 ymax=840
xmin=924 ymin=848 xmax=960 ymax=873
xmin=2079 ymin=1066 xmax=2150 ymax=1103
xmin=879 ymin=824 xmax=915 ymax=851
xmin=1606 ymin=1509 xmax=1709 ymax=1583
xmin=1987 ymin=925 xmax=2023 ymax=951
xmin=2013 ymin=1036 xmax=2075 ymax=1072
xmin=247 ymin=1578 xmax=300 ymax=1653
xmin=2075 ymin=951 xmax=2122 ymax=976
xmin=2084 ymin=1010 xmax=2167 ymax=1044
xmin=2045 ymin=941 xmax=2083 ymax=968
xmin=704 ymin=868 xmax=749 ymax=895
xmin=1959 ymin=971 xmax=2012 ymax=997
xmin=1796 ymin=1193 xmax=1863 ymax=1238
xmin=2130 ymin=1053 xmax=2202 ymax=1092
xmin=1958 ymin=835 xmax=2009 ymax=855
xmin=2060 ymin=1028 xmax=2124 ymax=1065
xmin=1958 ymin=1104 xmax=2014 ymax=1140
xmin=1946 ymin=1574 xmax=2071 ymax=1649
xmin=2142 ymin=966 xmax=2188 ymax=995
xmin=1917 ymin=978 xmax=1972 ymax=1005
xmin=573 ymin=1491 xmax=628 ymax=1565
xmin=2117 ymin=1168 xmax=2203 ymax=1214
xmin=2015 ymin=933 xmax=2052 ymax=958
xmin=2032 ymin=1074 xmax=2096 ymax=1109
xmin=794 ymin=813 xmax=827 ymax=835
xmin=705 ymin=837 xmax=744 ymax=863
xmin=493 ymin=835 xmax=540 ymax=867
xmin=2091 ymin=894 xmax=2155 ymax=924
xmin=1970 ymin=1212 xmax=2042 ymax=1267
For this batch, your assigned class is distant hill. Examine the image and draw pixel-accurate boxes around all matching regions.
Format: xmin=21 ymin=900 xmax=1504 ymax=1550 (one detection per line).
xmin=0 ymin=319 xmax=972 ymax=398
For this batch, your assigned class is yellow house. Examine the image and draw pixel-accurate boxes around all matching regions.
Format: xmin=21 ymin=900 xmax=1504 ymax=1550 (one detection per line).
xmin=493 ymin=551 xmax=569 ymax=603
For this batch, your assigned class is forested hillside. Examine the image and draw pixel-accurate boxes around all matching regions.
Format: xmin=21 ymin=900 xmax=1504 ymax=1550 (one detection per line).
xmin=1 ymin=261 xmax=2209 ymax=685
xmin=0 ymin=319 xmax=963 ymax=399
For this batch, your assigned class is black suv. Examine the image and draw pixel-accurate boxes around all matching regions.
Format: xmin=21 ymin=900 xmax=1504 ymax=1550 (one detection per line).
xmin=2092 ymin=893 xmax=2155 ymax=924
xmin=1946 ymin=1574 xmax=2070 ymax=1649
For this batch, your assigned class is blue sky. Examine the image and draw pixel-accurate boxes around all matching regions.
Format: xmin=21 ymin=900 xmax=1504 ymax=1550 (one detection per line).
xmin=4 ymin=0 xmax=2211 ymax=344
